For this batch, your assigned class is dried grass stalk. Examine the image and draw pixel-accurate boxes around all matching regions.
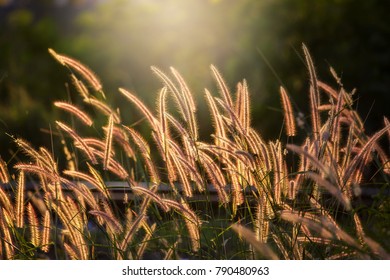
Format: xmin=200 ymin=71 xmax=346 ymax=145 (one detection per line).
xmin=279 ymin=86 xmax=296 ymax=136
xmin=0 ymin=209 xmax=14 ymax=259
xmin=306 ymin=172 xmax=351 ymax=210
xmin=280 ymin=210 xmax=334 ymax=240
xmin=120 ymin=214 xmax=146 ymax=252
xmin=254 ymin=195 xmax=270 ymax=244
xmin=112 ymin=127 xmax=135 ymax=158
xmin=119 ymin=88 xmax=156 ymax=127
xmin=286 ymin=144 xmax=336 ymax=182
xmin=15 ymin=171 xmax=25 ymax=228
xmin=54 ymin=101 xmax=93 ymax=126
xmin=89 ymin=210 xmax=122 ymax=233
xmin=170 ymin=67 xmax=198 ymax=139
xmin=56 ymin=121 xmax=98 ymax=164
xmin=123 ymin=125 xmax=160 ymax=183
xmin=103 ymin=114 xmax=114 ymax=170
xmin=64 ymin=243 xmax=79 ymax=260
xmin=211 ymin=65 xmax=233 ymax=108
xmin=271 ymin=233 xmax=290 ymax=260
xmin=85 ymin=98 xmax=120 ymax=123
xmin=14 ymin=163 xmax=59 ymax=184
xmin=70 ymin=74 xmax=90 ymax=100
xmin=15 ymin=139 xmax=51 ymax=169
xmin=232 ymin=224 xmax=278 ymax=260
xmin=205 ymin=89 xmax=227 ymax=147
xmin=49 ymin=48 xmax=102 ymax=92
xmin=302 ymin=43 xmax=319 ymax=99
xmin=198 ymin=150 xmax=229 ymax=204
xmin=309 ymin=86 xmax=320 ymax=137
xmin=151 ymin=66 xmax=189 ymax=123
xmin=170 ymin=67 xmax=196 ymax=112
xmin=162 ymin=198 xmax=201 ymax=251
xmin=363 ymin=236 xmax=390 ymax=259
xmin=269 ymin=141 xmax=282 ymax=204
xmin=41 ymin=210 xmax=51 ymax=253
xmin=0 ymin=157 xmax=10 ymax=183
xmin=343 ymin=123 xmax=390 ymax=184
xmin=136 ymin=223 xmax=157 ymax=259
xmin=27 ymin=202 xmax=40 ymax=247
xmin=385 ymin=117 xmax=390 ymax=142
xmin=158 ymin=87 xmax=168 ymax=141
xmin=236 ymin=80 xmax=251 ymax=133
xmin=132 ymin=185 xmax=169 ymax=212
xmin=168 ymin=144 xmax=193 ymax=197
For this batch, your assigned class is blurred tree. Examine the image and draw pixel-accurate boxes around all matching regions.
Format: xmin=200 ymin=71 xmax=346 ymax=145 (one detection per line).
xmin=0 ymin=1 xmax=78 ymax=154
xmin=0 ymin=0 xmax=389 ymax=156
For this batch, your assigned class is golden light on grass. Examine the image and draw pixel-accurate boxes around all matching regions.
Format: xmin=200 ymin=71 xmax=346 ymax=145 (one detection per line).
xmin=54 ymin=101 xmax=93 ymax=127
xmin=279 ymin=86 xmax=296 ymax=136
xmin=0 ymin=45 xmax=389 ymax=260
xmin=15 ymin=171 xmax=25 ymax=228
xmin=48 ymin=48 xmax=103 ymax=93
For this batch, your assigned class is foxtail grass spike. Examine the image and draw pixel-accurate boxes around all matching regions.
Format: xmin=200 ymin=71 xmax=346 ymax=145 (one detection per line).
xmin=15 ymin=171 xmax=25 ymax=228
xmin=280 ymin=86 xmax=296 ymax=136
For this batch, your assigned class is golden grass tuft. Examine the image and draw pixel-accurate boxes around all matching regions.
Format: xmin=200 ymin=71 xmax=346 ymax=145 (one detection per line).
xmin=48 ymin=48 xmax=103 ymax=93
xmin=15 ymin=171 xmax=25 ymax=228
xmin=41 ymin=210 xmax=51 ymax=253
xmin=103 ymin=114 xmax=114 ymax=170
xmin=27 ymin=202 xmax=40 ymax=247
xmin=54 ymin=101 xmax=93 ymax=127
xmin=0 ymin=157 xmax=10 ymax=184
xmin=0 ymin=47 xmax=389 ymax=260
xmin=55 ymin=121 xmax=98 ymax=164
xmin=279 ymin=86 xmax=296 ymax=136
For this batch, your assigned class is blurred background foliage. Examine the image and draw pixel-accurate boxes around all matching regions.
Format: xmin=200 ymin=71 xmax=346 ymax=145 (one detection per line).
xmin=0 ymin=0 xmax=389 ymax=158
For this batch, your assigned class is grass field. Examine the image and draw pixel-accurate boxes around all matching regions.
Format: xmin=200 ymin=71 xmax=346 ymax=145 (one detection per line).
xmin=0 ymin=44 xmax=389 ymax=259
